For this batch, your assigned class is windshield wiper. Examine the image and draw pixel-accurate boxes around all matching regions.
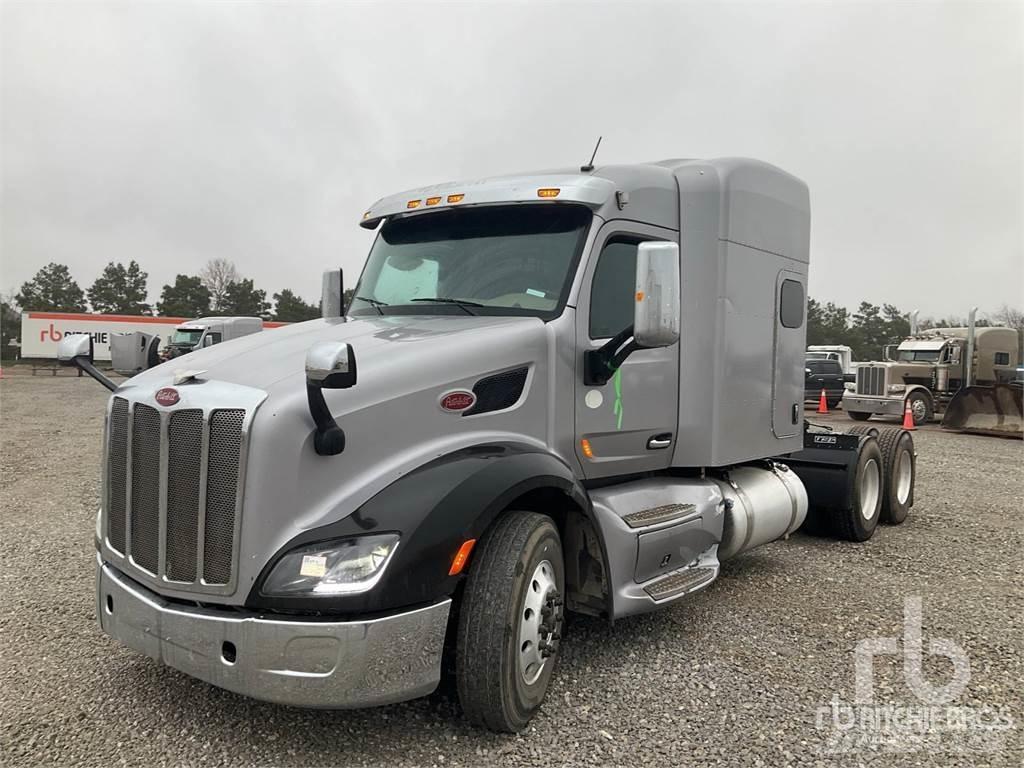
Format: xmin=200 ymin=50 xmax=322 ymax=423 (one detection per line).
xmin=410 ymin=297 xmax=484 ymax=315
xmin=353 ymin=295 xmax=388 ymax=315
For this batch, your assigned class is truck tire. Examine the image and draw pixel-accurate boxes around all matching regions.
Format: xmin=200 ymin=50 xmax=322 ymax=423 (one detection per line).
xmin=455 ymin=511 xmax=564 ymax=732
xmin=875 ymin=427 xmax=915 ymax=524
xmin=905 ymin=391 xmax=933 ymax=425
xmin=848 ymin=411 xmax=872 ymax=421
xmin=830 ymin=436 xmax=883 ymax=542
xmin=845 ymin=425 xmax=879 ymax=438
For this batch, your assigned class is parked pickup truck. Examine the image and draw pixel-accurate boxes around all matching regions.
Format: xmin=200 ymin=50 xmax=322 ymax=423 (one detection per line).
xmin=805 ymin=357 xmax=849 ymax=408
xmin=60 ymin=157 xmax=918 ymax=732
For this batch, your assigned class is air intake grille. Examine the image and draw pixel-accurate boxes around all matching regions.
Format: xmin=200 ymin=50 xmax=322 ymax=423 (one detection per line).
xmin=856 ymin=366 xmax=887 ymax=396
xmin=104 ymin=398 xmax=248 ymax=593
xmin=464 ymin=367 xmax=528 ymax=416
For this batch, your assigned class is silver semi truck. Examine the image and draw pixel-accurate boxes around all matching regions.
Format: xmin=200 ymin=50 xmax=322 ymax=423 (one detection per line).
xmin=60 ymin=158 xmax=917 ymax=732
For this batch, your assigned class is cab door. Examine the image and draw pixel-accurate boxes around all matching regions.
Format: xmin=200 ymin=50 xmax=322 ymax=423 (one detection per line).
xmin=574 ymin=223 xmax=680 ymax=478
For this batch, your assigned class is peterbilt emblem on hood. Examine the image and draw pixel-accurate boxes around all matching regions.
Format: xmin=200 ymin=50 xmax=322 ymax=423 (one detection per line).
xmin=440 ymin=391 xmax=476 ymax=412
xmin=155 ymin=388 xmax=180 ymax=406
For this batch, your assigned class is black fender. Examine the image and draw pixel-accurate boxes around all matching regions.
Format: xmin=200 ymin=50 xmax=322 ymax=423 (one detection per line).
xmin=247 ymin=442 xmax=593 ymax=616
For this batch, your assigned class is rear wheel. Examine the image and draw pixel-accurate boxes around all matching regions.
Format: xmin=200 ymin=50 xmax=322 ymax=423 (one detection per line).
xmin=906 ymin=391 xmax=933 ymax=425
xmin=848 ymin=411 xmax=872 ymax=421
xmin=876 ymin=427 xmax=915 ymax=524
xmin=830 ymin=436 xmax=883 ymax=541
xmin=455 ymin=511 xmax=564 ymax=732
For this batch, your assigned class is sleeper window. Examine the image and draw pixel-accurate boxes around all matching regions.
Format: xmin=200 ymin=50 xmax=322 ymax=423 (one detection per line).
xmin=779 ymin=279 xmax=805 ymax=328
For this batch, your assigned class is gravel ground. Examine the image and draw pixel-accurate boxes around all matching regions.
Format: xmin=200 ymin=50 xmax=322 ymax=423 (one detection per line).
xmin=1 ymin=375 xmax=1021 ymax=767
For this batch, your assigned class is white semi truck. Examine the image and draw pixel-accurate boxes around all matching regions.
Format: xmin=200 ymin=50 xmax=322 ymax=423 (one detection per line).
xmin=61 ymin=157 xmax=917 ymax=732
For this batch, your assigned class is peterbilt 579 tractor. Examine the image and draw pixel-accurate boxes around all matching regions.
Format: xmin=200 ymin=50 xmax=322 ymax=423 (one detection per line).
xmin=61 ymin=157 xmax=918 ymax=732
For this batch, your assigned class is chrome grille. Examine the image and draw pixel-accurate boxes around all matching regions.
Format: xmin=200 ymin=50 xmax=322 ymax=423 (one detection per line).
xmin=166 ymin=410 xmax=203 ymax=582
xmin=203 ymin=410 xmax=245 ymax=584
xmin=856 ymin=366 xmax=886 ymax=396
xmin=106 ymin=398 xmax=129 ymax=553
xmin=130 ymin=405 xmax=161 ymax=573
xmin=104 ymin=394 xmax=252 ymax=594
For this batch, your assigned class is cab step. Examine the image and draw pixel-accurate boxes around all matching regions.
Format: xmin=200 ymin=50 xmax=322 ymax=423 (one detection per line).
xmin=643 ymin=566 xmax=717 ymax=601
xmin=622 ymin=503 xmax=697 ymax=529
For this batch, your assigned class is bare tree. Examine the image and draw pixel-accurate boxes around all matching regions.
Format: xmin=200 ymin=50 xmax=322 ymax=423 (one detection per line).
xmin=992 ymin=304 xmax=1024 ymax=330
xmin=200 ymin=259 xmax=239 ymax=312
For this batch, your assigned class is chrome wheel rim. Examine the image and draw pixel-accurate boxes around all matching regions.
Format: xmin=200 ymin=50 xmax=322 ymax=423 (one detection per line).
xmin=860 ymin=458 xmax=881 ymax=521
xmin=895 ymin=449 xmax=913 ymax=505
xmin=518 ymin=559 xmax=559 ymax=685
xmin=910 ymin=398 xmax=927 ymax=421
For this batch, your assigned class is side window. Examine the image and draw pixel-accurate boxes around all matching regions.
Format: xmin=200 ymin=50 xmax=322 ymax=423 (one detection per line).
xmin=994 ymin=352 xmax=1010 ymax=366
xmin=779 ymin=279 xmax=804 ymax=328
xmin=207 ymin=332 xmax=222 ymax=344
xmin=589 ymin=238 xmax=640 ymax=339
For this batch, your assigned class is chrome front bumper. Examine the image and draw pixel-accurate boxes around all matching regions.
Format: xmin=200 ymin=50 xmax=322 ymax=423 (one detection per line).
xmin=841 ymin=394 xmax=905 ymax=416
xmin=97 ymin=561 xmax=451 ymax=708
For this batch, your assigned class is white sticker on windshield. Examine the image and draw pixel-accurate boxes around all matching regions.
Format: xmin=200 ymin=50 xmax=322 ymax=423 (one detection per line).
xmin=525 ymin=288 xmax=546 ymax=298
xmin=300 ymin=555 xmax=327 ymax=578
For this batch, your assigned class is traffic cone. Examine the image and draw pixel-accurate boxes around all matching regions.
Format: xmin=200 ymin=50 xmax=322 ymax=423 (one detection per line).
xmin=817 ymin=388 xmax=829 ymax=414
xmin=902 ymin=399 xmax=916 ymax=430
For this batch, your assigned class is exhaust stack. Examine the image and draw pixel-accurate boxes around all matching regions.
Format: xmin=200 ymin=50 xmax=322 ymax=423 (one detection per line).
xmin=965 ymin=307 xmax=978 ymax=386
xmin=909 ymin=309 xmax=919 ymax=336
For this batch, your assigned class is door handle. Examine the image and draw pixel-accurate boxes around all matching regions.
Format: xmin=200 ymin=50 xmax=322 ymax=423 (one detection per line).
xmin=647 ymin=433 xmax=673 ymax=450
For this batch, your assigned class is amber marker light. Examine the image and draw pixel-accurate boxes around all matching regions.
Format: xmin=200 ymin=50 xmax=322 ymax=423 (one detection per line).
xmin=636 ymin=291 xmax=645 ymax=302
xmin=407 ymin=199 xmax=422 ymax=209
xmin=581 ymin=438 xmax=594 ymax=458
xmin=537 ymin=188 xmax=560 ymax=198
xmin=449 ymin=539 xmax=477 ymax=576
xmin=426 ymin=196 xmax=442 ymax=206
xmin=447 ymin=193 xmax=465 ymax=203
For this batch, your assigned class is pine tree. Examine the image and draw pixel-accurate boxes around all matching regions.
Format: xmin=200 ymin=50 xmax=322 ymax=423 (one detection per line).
xmin=14 ymin=263 xmax=87 ymax=312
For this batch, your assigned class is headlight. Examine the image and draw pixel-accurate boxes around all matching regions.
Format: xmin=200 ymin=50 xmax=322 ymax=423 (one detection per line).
xmin=261 ymin=534 xmax=400 ymax=596
xmin=888 ymin=384 xmax=906 ymax=393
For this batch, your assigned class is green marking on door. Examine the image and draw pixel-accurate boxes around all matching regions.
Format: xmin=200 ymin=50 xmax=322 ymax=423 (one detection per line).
xmin=612 ymin=369 xmax=623 ymax=430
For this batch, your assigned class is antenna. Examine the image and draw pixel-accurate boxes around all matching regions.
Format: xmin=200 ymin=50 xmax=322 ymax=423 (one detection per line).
xmin=580 ymin=136 xmax=602 ymax=172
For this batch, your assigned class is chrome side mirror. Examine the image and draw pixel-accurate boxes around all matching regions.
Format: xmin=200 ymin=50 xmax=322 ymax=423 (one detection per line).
xmin=57 ymin=333 xmax=117 ymax=391
xmin=306 ymin=341 xmax=357 ymax=389
xmin=58 ymin=333 xmax=93 ymax=364
xmin=633 ymin=241 xmax=680 ymax=349
xmin=305 ymin=341 xmax=358 ymax=456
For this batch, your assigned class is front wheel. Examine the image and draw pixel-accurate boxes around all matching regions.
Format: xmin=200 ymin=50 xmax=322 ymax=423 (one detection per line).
xmin=905 ymin=391 xmax=933 ymax=425
xmin=455 ymin=511 xmax=565 ymax=732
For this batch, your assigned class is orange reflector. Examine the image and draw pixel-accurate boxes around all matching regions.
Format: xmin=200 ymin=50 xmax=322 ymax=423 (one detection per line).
xmin=635 ymin=290 xmax=645 ymax=302
xmin=447 ymin=193 xmax=464 ymax=203
xmin=449 ymin=539 xmax=477 ymax=576
xmin=407 ymin=199 xmax=421 ymax=209
xmin=581 ymin=438 xmax=594 ymax=458
xmin=537 ymin=188 xmax=560 ymax=198
xmin=426 ymin=196 xmax=442 ymax=206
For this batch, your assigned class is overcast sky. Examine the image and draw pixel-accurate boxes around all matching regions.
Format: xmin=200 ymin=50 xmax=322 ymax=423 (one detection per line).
xmin=2 ymin=1 xmax=1021 ymax=319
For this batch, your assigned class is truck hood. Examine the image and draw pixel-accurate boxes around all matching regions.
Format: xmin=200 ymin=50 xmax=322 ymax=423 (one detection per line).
xmin=126 ymin=314 xmax=545 ymax=397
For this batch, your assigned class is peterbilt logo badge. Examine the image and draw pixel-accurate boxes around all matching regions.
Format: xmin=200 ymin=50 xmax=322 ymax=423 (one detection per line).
xmin=440 ymin=391 xmax=476 ymax=412
xmin=155 ymin=388 xmax=180 ymax=406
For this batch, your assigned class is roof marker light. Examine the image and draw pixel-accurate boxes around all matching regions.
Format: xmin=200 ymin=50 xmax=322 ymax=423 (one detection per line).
xmin=447 ymin=193 xmax=464 ymax=204
xmin=407 ymin=200 xmax=421 ymax=209
xmin=426 ymin=196 xmax=442 ymax=206
xmin=537 ymin=188 xmax=560 ymax=198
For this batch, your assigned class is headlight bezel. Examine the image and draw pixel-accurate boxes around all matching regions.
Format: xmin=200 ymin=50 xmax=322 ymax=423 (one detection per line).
xmin=888 ymin=384 xmax=907 ymax=394
xmin=260 ymin=533 xmax=401 ymax=597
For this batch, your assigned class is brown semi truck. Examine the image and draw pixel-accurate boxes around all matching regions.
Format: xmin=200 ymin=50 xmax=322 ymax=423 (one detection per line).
xmin=842 ymin=309 xmax=1021 ymax=436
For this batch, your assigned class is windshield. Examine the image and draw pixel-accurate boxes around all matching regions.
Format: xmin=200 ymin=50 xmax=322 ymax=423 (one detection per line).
xmin=350 ymin=204 xmax=592 ymax=318
xmin=897 ymin=349 xmax=941 ymax=362
xmin=172 ymin=329 xmax=204 ymax=346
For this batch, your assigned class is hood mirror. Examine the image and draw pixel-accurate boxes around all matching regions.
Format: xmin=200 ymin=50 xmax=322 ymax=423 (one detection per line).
xmin=57 ymin=334 xmax=117 ymax=391
xmin=58 ymin=333 xmax=93 ymax=364
xmin=305 ymin=341 xmax=358 ymax=456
